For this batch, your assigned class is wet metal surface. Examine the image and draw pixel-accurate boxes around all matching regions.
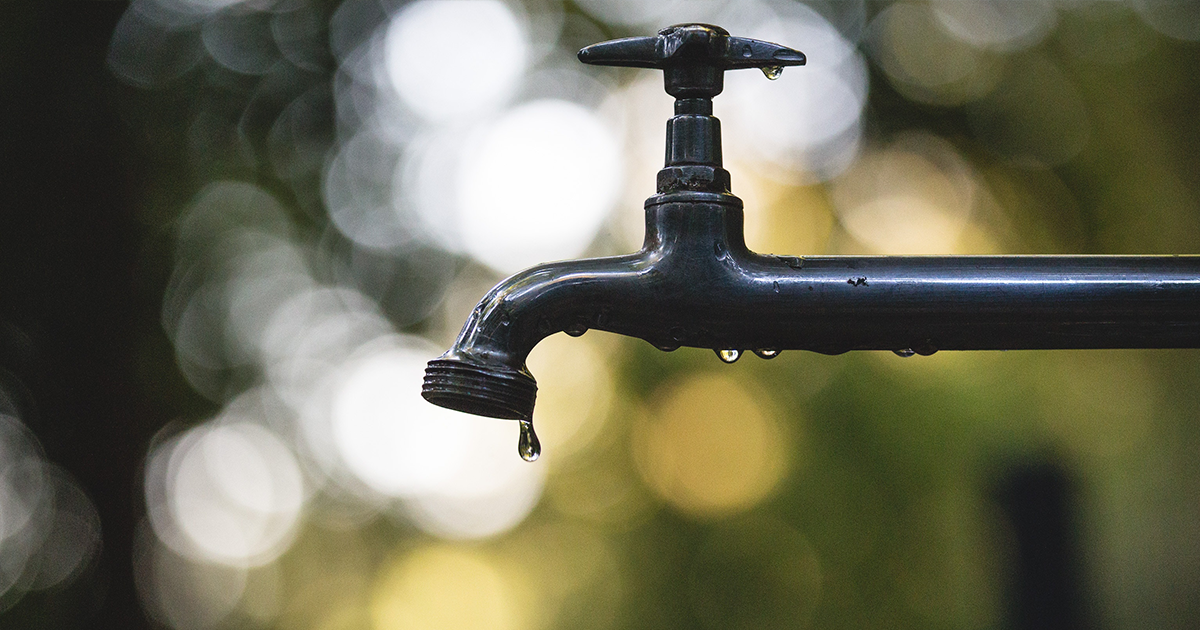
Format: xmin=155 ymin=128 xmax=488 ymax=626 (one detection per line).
xmin=422 ymin=24 xmax=1200 ymax=423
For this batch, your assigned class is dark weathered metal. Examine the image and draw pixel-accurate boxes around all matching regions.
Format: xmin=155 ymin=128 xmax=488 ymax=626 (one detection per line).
xmin=579 ymin=24 xmax=805 ymax=197
xmin=422 ymin=25 xmax=1200 ymax=422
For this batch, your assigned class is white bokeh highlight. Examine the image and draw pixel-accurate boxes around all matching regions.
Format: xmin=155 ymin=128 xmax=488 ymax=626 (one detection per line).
xmin=148 ymin=422 xmax=304 ymax=567
xmin=0 ymin=414 xmax=101 ymax=607
xmin=328 ymin=336 xmax=545 ymax=539
xmin=931 ymin=0 xmax=1057 ymax=52
xmin=331 ymin=338 xmax=470 ymax=497
xmin=457 ymin=99 xmax=623 ymax=273
xmin=385 ymin=0 xmax=528 ymax=123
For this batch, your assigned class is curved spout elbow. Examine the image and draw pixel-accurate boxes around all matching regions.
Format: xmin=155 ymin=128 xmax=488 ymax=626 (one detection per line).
xmin=422 ymin=193 xmax=759 ymax=422
xmin=422 ymin=253 xmax=651 ymax=420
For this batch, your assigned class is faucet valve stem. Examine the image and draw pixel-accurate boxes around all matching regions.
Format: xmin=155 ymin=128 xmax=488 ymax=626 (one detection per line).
xmin=579 ymin=24 xmax=805 ymax=195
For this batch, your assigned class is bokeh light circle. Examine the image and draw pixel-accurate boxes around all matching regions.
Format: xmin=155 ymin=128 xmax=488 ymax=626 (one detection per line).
xmin=373 ymin=546 xmax=517 ymax=630
xmin=0 ymin=414 xmax=103 ymax=607
xmin=831 ymin=133 xmax=977 ymax=254
xmin=385 ymin=0 xmax=528 ymax=123
xmin=931 ymin=0 xmax=1056 ymax=52
xmin=330 ymin=338 xmax=470 ymax=497
xmin=867 ymin=3 xmax=1003 ymax=106
xmin=571 ymin=0 xmax=722 ymax=28
xmin=525 ymin=333 xmax=614 ymax=460
xmin=325 ymin=335 xmax=545 ymax=539
xmin=1132 ymin=0 xmax=1200 ymax=42
xmin=634 ymin=373 xmax=789 ymax=517
xmin=456 ymin=99 xmax=622 ymax=274
xmin=151 ymin=422 xmax=305 ymax=567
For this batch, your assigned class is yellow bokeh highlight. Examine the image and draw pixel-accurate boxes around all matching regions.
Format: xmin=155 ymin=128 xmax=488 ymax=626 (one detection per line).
xmin=372 ymin=546 xmax=518 ymax=630
xmin=832 ymin=132 xmax=979 ymax=254
xmin=633 ymin=373 xmax=790 ymax=518
xmin=311 ymin=607 xmax=372 ymax=630
xmin=736 ymin=163 xmax=836 ymax=257
xmin=274 ymin=528 xmax=373 ymax=630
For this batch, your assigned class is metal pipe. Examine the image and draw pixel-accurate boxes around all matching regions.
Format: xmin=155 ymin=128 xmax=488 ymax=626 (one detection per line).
xmin=423 ymin=192 xmax=1200 ymax=423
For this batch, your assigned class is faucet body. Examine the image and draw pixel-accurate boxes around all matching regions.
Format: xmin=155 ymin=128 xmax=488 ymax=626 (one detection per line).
xmin=424 ymin=187 xmax=1200 ymax=420
xmin=422 ymin=24 xmax=1200 ymax=425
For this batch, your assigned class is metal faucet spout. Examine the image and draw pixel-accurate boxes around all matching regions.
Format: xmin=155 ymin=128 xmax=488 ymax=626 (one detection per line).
xmin=421 ymin=24 xmax=1200 ymax=457
xmin=421 ymin=191 xmax=746 ymax=421
xmin=421 ymin=251 xmax=651 ymax=421
xmin=424 ymin=188 xmax=1200 ymax=422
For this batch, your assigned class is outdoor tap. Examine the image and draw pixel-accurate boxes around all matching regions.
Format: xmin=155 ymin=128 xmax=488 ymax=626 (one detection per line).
xmin=423 ymin=24 xmax=1200 ymax=460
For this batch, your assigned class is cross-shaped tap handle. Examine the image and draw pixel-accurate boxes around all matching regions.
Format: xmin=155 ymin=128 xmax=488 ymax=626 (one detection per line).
xmin=577 ymin=24 xmax=805 ymax=99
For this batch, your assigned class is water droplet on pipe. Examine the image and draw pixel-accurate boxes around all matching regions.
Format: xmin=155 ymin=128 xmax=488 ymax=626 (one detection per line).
xmin=716 ymin=349 xmax=741 ymax=363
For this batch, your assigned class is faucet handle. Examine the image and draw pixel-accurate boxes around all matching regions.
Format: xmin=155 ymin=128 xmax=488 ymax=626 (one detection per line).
xmin=578 ymin=24 xmax=805 ymax=99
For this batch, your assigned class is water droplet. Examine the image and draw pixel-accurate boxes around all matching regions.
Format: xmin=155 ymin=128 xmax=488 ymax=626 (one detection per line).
xmin=754 ymin=348 xmax=780 ymax=359
xmin=894 ymin=348 xmax=916 ymax=358
xmin=715 ymin=348 xmax=741 ymax=363
xmin=761 ymin=65 xmax=783 ymax=80
xmin=656 ymin=343 xmax=680 ymax=352
xmin=565 ymin=323 xmax=587 ymax=337
xmin=518 ymin=419 xmax=540 ymax=462
xmin=741 ymin=44 xmax=753 ymax=58
xmin=773 ymin=281 xmax=780 ymax=293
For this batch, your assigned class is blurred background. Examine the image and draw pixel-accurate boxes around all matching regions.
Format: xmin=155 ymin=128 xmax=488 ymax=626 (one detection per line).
xmin=3 ymin=0 xmax=1200 ymax=628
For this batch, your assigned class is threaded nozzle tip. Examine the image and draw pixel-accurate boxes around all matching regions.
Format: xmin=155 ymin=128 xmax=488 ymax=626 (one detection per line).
xmin=422 ymin=359 xmax=537 ymax=421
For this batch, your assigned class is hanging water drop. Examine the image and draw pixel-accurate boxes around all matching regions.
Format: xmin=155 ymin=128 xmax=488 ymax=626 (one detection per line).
xmin=894 ymin=348 xmax=916 ymax=358
xmin=518 ymin=419 xmax=540 ymax=462
xmin=564 ymin=323 xmax=587 ymax=337
xmin=754 ymin=348 xmax=780 ymax=359
xmin=761 ymin=65 xmax=783 ymax=80
xmin=715 ymin=348 xmax=741 ymax=363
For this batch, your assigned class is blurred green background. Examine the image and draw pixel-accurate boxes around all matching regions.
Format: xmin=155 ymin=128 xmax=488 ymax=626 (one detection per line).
xmin=3 ymin=1 xmax=1200 ymax=628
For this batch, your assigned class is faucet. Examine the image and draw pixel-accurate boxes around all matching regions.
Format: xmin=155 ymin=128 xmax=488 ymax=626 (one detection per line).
xmin=423 ymin=24 xmax=1200 ymax=460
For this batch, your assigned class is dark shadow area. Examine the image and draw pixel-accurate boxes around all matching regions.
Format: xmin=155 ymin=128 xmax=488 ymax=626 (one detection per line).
xmin=0 ymin=3 xmax=154 ymax=628
xmin=994 ymin=458 xmax=1089 ymax=630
